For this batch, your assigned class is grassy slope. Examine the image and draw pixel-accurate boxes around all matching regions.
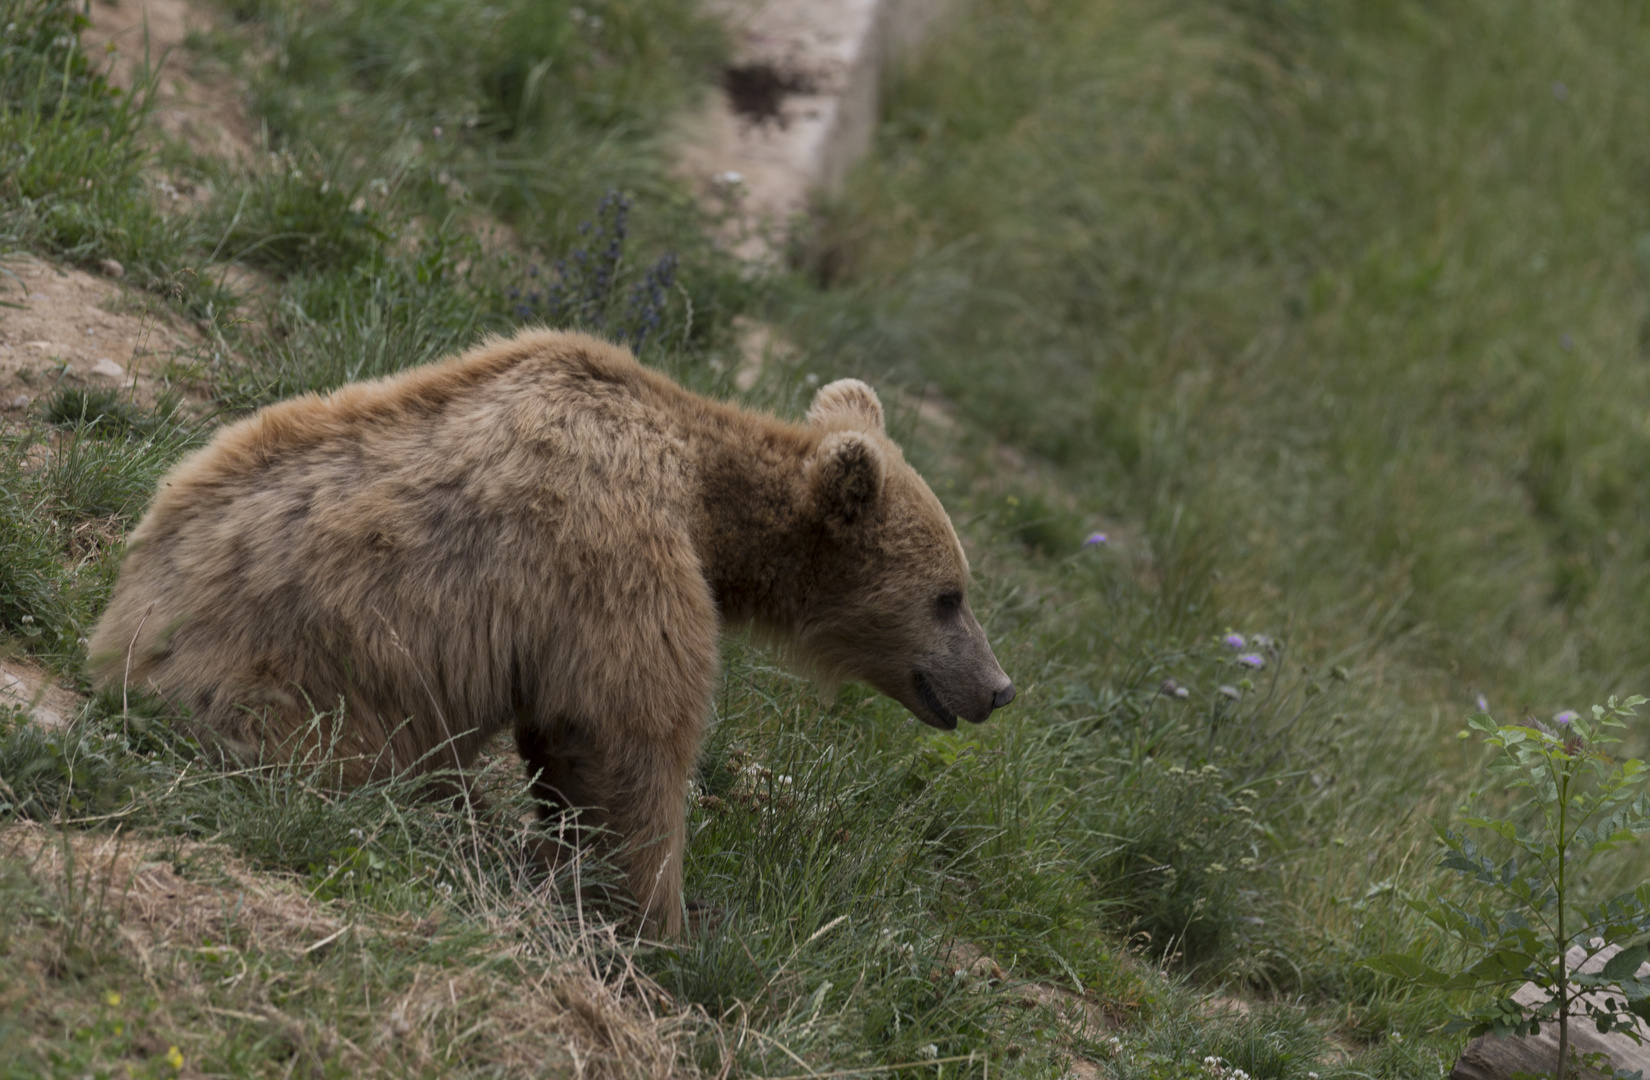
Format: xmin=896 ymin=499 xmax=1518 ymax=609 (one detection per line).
xmin=779 ymin=0 xmax=1650 ymax=1062
xmin=791 ymin=0 xmax=1650 ymax=1057
xmin=812 ymin=0 xmax=1650 ymax=708
xmin=2 ymin=0 xmax=1649 ymax=1077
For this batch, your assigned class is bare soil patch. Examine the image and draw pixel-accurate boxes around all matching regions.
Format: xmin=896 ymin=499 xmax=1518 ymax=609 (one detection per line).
xmin=0 ymin=656 xmax=81 ymax=730
xmin=5 ymin=822 xmax=348 ymax=956
xmin=0 ymin=255 xmax=210 ymax=418
xmin=80 ymin=0 xmax=256 ymax=163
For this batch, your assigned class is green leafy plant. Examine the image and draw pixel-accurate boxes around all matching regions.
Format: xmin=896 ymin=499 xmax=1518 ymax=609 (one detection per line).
xmin=1365 ymin=696 xmax=1650 ymax=1078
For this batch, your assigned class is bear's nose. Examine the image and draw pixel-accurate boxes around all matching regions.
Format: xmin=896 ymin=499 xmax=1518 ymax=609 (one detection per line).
xmin=991 ymin=682 xmax=1016 ymax=711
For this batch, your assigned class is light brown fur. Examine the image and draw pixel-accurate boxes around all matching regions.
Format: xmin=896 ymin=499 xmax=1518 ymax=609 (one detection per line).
xmin=88 ymin=330 xmax=1013 ymax=936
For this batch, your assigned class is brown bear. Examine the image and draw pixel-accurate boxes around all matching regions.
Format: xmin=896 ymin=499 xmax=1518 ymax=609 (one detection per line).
xmin=87 ymin=329 xmax=1015 ymax=936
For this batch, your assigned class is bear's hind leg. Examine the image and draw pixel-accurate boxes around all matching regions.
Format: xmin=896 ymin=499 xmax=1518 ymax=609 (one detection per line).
xmin=515 ymin=717 xmax=610 ymax=882
xmin=515 ymin=717 xmax=598 ymax=816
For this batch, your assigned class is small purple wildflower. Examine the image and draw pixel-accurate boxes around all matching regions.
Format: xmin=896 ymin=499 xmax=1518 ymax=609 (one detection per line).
xmin=1219 ymin=684 xmax=1242 ymax=700
xmin=1237 ymin=653 xmax=1265 ymax=669
xmin=1223 ymin=633 xmax=1245 ymax=650
xmin=1251 ymin=633 xmax=1274 ymax=650
xmin=1554 ymin=710 xmax=1578 ymax=725
xmin=1476 ymin=694 xmax=1489 ymax=713
xmin=1160 ymin=679 xmax=1190 ymax=700
xmin=1084 ymin=532 xmax=1108 ymax=547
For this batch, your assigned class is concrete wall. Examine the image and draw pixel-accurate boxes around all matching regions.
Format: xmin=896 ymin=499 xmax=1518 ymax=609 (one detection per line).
xmin=675 ymin=0 xmax=957 ymax=259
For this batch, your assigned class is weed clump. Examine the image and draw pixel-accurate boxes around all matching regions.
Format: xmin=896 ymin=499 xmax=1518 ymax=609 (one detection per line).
xmin=508 ymin=191 xmax=682 ymax=354
xmin=0 ymin=705 xmax=160 ymax=820
xmin=43 ymin=387 xmax=179 ymax=438
xmin=203 ymin=151 xmax=387 ymax=277
xmin=0 ymin=0 xmax=207 ymax=294
xmin=0 ymin=478 xmax=68 ymax=649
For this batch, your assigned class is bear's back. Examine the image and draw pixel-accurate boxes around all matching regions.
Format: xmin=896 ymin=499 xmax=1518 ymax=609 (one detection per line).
xmin=144 ymin=331 xmax=689 ymax=539
xmin=90 ymin=331 xmax=717 ymax=740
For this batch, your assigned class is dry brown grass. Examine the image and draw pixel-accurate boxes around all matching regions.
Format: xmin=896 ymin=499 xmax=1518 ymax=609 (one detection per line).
xmin=1 ymin=821 xmax=710 ymax=1079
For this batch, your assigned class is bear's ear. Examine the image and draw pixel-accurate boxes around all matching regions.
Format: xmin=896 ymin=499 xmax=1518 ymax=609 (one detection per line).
xmin=809 ymin=430 xmax=886 ymax=525
xmin=807 ymin=378 xmax=885 ymax=431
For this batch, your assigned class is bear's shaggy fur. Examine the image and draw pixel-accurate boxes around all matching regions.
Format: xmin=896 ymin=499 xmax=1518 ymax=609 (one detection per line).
xmin=88 ymin=330 xmax=1014 ymax=936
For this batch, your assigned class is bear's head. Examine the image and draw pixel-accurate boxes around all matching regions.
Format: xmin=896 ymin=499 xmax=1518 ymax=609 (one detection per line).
xmin=795 ymin=379 xmax=1016 ymax=730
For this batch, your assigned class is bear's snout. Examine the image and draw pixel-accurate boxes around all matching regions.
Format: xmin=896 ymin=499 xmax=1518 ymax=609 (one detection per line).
xmin=991 ymin=681 xmax=1016 ymax=712
xmin=908 ymin=666 xmax=1016 ymax=730
xmin=965 ymin=678 xmax=1015 ymax=724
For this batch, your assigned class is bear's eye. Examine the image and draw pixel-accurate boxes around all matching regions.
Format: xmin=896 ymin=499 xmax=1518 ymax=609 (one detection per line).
xmin=935 ymin=591 xmax=963 ymax=619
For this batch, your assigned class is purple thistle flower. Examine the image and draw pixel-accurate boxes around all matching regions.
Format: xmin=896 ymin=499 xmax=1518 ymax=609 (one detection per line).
xmin=1476 ymin=694 xmax=1489 ymax=712
xmin=1224 ymin=633 xmax=1245 ymax=650
xmin=1554 ymin=710 xmax=1577 ymax=725
xmin=1084 ymin=532 xmax=1108 ymax=547
xmin=1237 ymin=653 xmax=1265 ymax=669
xmin=1219 ymin=685 xmax=1242 ymax=700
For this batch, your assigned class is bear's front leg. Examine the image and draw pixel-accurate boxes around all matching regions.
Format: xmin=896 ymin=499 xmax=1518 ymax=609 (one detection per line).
xmin=518 ymin=714 xmax=698 ymax=939
xmin=519 ymin=561 xmax=716 ymax=938
xmin=601 ymin=739 xmax=695 ymax=939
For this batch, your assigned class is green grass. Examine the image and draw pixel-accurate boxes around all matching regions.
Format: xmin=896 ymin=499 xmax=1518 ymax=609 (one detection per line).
xmin=0 ymin=0 xmax=228 ymax=315
xmin=773 ymin=0 xmax=1650 ymax=1063
xmin=0 ymin=410 xmax=198 ymax=665
xmin=810 ymin=0 xmax=1650 ymax=706
xmin=3 ymin=0 xmax=1650 ymax=1076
